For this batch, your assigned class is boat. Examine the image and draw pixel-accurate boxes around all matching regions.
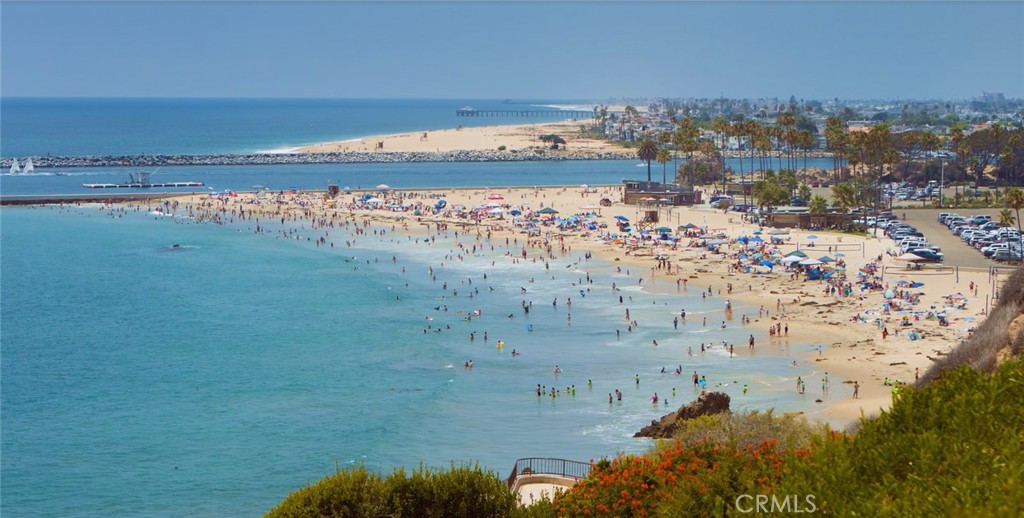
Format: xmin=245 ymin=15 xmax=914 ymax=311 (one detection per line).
xmin=9 ymin=159 xmax=20 ymax=175
xmin=23 ymin=158 xmax=35 ymax=175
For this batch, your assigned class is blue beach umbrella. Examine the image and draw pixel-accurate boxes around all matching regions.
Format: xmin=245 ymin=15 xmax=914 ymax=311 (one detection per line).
xmin=834 ymin=252 xmax=846 ymax=257
xmin=753 ymin=229 xmax=763 ymax=234
xmin=806 ymin=234 xmax=819 ymax=240
xmin=614 ymin=215 xmax=629 ymax=221
xmin=909 ymin=282 xmax=925 ymax=288
xmin=759 ymin=260 xmax=775 ymax=267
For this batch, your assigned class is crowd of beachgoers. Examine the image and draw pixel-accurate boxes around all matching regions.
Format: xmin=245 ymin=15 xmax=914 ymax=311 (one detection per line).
xmin=92 ymin=181 xmax=1006 ymax=425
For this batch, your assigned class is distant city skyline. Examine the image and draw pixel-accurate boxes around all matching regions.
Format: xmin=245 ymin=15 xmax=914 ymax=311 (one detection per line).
xmin=1 ymin=1 xmax=1022 ymax=100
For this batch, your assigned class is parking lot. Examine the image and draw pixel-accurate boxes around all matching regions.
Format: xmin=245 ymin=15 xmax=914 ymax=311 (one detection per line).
xmin=900 ymin=208 xmax=1010 ymax=269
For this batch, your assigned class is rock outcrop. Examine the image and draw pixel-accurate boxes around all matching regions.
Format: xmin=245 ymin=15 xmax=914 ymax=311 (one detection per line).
xmin=634 ymin=391 xmax=731 ymax=438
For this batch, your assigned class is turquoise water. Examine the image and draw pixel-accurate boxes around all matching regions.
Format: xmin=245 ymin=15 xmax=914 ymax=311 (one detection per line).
xmin=1 ymin=205 xmax=831 ymax=516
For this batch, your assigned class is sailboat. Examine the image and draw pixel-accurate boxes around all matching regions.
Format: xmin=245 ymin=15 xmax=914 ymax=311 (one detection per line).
xmin=9 ymin=159 xmax=20 ymax=175
xmin=23 ymin=158 xmax=35 ymax=175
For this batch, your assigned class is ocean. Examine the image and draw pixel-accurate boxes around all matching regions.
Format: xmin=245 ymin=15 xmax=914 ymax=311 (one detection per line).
xmin=1 ymin=99 xmax=837 ymax=516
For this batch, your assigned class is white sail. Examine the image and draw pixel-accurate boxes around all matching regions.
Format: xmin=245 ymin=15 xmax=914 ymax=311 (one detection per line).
xmin=23 ymin=158 xmax=34 ymax=174
xmin=9 ymin=159 xmax=20 ymax=175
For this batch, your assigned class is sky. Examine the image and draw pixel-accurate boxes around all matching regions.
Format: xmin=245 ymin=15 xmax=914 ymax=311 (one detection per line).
xmin=1 ymin=1 xmax=1022 ymax=100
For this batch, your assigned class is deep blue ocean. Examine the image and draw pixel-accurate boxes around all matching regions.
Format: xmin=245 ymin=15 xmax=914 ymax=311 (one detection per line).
xmin=1 ymin=99 xmax=837 ymax=516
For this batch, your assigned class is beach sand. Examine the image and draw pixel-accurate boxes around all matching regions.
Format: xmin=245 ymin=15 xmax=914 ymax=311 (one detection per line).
xmin=149 ymin=184 xmax=1001 ymax=428
xmin=297 ymin=120 xmax=624 ymax=155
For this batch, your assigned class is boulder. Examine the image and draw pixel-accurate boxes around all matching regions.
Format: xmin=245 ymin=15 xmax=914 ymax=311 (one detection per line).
xmin=633 ymin=391 xmax=731 ymax=438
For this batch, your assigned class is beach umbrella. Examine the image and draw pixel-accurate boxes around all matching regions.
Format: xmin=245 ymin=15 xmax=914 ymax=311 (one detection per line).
xmin=799 ymin=258 xmax=823 ymax=266
xmin=750 ymin=236 xmax=763 ymax=242
xmin=896 ymin=280 xmax=910 ymax=286
xmin=818 ymin=256 xmax=834 ymax=262
xmin=656 ymin=226 xmax=672 ymax=233
xmin=884 ymin=289 xmax=895 ymax=299
xmin=752 ymin=229 xmax=763 ymax=234
xmin=781 ymin=256 xmax=802 ymax=264
xmin=376 ymin=184 xmax=390 ymax=190
xmin=487 ymin=208 xmax=505 ymax=214
xmin=785 ymin=250 xmax=808 ymax=258
xmin=537 ymin=207 xmax=559 ymax=214
xmin=834 ymin=252 xmax=846 ymax=257
xmin=658 ymin=198 xmax=672 ymax=203
xmin=909 ymin=282 xmax=925 ymax=288
xmin=580 ymin=184 xmax=589 ymax=189
xmin=365 ymin=197 xmax=382 ymax=204
xmin=681 ymin=223 xmax=698 ymax=229
xmin=806 ymin=234 xmax=819 ymax=240
xmin=509 ymin=209 xmax=521 ymax=215
xmin=759 ymin=259 xmax=775 ymax=267
xmin=487 ymin=194 xmax=505 ymax=200
xmin=614 ymin=215 xmax=630 ymax=221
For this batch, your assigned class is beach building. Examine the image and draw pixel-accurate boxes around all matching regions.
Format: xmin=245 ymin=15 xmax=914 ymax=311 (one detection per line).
xmin=621 ymin=180 xmax=701 ymax=206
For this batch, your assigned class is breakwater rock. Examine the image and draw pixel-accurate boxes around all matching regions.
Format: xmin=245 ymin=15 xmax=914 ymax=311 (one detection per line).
xmin=634 ymin=391 xmax=731 ymax=439
xmin=3 ymin=150 xmax=636 ymax=169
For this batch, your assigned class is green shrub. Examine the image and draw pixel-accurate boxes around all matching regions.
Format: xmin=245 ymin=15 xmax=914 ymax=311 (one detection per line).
xmin=266 ymin=463 xmax=517 ymax=518
xmin=775 ymin=359 xmax=1024 ymax=515
xmin=671 ymin=410 xmax=823 ymax=452
xmin=498 ymin=145 xmax=507 ymax=151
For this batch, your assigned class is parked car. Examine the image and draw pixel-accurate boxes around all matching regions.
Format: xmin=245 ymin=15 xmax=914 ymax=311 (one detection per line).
xmin=909 ymin=249 xmax=944 ymax=262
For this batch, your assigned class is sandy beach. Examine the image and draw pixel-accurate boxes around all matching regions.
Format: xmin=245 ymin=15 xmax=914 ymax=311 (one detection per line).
xmin=141 ymin=182 xmax=1007 ymax=429
xmin=297 ymin=120 xmax=626 ymax=156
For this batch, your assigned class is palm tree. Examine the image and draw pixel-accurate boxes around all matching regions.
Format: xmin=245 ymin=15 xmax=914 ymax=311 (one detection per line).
xmin=1006 ymin=187 xmax=1024 ymax=234
xmin=637 ymin=138 xmax=658 ymax=183
xmin=998 ymin=208 xmax=1016 ymax=228
xmin=656 ymin=147 xmax=672 ymax=185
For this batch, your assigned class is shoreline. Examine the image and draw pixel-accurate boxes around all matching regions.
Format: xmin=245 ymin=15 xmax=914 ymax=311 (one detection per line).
xmin=95 ymin=184 xmax=1002 ymax=430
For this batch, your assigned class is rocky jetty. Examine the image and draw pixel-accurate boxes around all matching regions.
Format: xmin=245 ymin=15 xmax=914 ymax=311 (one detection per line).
xmin=634 ymin=391 xmax=731 ymax=439
xmin=2 ymin=149 xmax=636 ymax=169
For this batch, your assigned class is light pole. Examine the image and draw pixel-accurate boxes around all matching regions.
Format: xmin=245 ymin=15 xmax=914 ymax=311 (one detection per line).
xmin=939 ymin=161 xmax=945 ymax=208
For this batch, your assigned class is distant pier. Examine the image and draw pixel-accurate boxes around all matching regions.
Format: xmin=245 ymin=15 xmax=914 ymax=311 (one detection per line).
xmin=83 ymin=181 xmax=204 ymax=189
xmin=456 ymin=107 xmax=593 ymax=118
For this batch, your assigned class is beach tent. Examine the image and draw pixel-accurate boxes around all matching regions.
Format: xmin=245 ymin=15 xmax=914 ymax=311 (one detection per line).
xmin=655 ymin=226 xmax=673 ymax=233
xmin=680 ymin=223 xmax=698 ymax=229
xmin=537 ymin=207 xmax=559 ymax=215
xmin=376 ymin=184 xmax=390 ymax=190
xmin=818 ymin=256 xmax=834 ymax=262
xmin=785 ymin=250 xmax=808 ymax=258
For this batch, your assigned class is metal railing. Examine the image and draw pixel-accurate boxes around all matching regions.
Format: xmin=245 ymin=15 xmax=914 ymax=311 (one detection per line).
xmin=506 ymin=458 xmax=591 ymax=487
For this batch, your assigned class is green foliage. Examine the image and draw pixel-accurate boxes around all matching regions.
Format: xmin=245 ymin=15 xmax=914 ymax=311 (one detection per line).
xmin=531 ymin=360 xmax=1024 ymax=517
xmin=670 ymin=410 xmax=823 ymax=453
xmin=497 ymin=145 xmax=507 ymax=151
xmin=266 ymin=463 xmax=518 ymax=518
xmin=774 ymin=360 xmax=1024 ymax=515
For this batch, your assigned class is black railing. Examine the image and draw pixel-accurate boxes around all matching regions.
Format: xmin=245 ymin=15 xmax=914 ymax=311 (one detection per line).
xmin=506 ymin=457 xmax=591 ymax=487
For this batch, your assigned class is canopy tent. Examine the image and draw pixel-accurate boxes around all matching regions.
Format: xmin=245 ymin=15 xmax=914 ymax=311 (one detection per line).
xmin=798 ymin=258 xmax=823 ymax=266
xmin=680 ymin=223 xmax=698 ymax=229
xmin=655 ymin=226 xmax=673 ymax=233
xmin=818 ymin=256 xmax=834 ymax=262
xmin=537 ymin=207 xmax=560 ymax=215
xmin=785 ymin=250 xmax=808 ymax=258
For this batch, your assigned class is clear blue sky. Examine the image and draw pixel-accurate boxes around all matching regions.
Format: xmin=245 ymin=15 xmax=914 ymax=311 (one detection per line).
xmin=2 ymin=1 xmax=1022 ymax=100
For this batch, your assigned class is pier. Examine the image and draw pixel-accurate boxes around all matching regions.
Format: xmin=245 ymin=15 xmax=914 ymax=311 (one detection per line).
xmin=83 ymin=181 xmax=204 ymax=189
xmin=456 ymin=107 xmax=593 ymax=118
